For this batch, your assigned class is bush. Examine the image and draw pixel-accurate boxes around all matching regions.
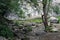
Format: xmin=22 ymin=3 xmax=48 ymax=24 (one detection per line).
xmin=45 ymin=26 xmax=52 ymax=32
xmin=0 ymin=24 xmax=14 ymax=38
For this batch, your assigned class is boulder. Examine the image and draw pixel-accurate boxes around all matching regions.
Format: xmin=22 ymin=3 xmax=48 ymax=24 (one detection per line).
xmin=51 ymin=27 xmax=59 ymax=32
xmin=49 ymin=16 xmax=59 ymax=23
xmin=0 ymin=36 xmax=7 ymax=40
xmin=24 ymin=22 xmax=36 ymax=27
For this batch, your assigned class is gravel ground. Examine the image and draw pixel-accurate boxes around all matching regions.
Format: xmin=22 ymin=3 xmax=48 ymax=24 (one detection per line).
xmin=26 ymin=23 xmax=60 ymax=40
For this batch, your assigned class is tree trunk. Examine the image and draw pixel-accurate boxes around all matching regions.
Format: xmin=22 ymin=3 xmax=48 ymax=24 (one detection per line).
xmin=43 ymin=8 xmax=48 ymax=32
xmin=42 ymin=0 xmax=48 ymax=32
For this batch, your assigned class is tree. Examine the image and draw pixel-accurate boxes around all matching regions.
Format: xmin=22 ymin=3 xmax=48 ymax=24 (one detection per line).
xmin=21 ymin=0 xmax=52 ymax=32
xmin=42 ymin=0 xmax=48 ymax=32
xmin=53 ymin=5 xmax=60 ymax=14
xmin=42 ymin=0 xmax=52 ymax=32
xmin=0 ymin=0 xmax=20 ymax=24
xmin=0 ymin=0 xmax=20 ymax=38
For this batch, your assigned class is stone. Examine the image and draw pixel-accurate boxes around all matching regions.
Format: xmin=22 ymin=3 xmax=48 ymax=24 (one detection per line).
xmin=4 ymin=12 xmax=19 ymax=20
xmin=32 ymin=26 xmax=36 ymax=28
xmin=49 ymin=16 xmax=59 ymax=23
xmin=23 ymin=22 xmax=36 ymax=27
xmin=35 ymin=31 xmax=46 ymax=36
xmin=51 ymin=24 xmax=60 ymax=32
xmin=0 ymin=36 xmax=7 ymax=40
xmin=39 ymin=33 xmax=60 ymax=40
xmin=51 ymin=27 xmax=59 ymax=32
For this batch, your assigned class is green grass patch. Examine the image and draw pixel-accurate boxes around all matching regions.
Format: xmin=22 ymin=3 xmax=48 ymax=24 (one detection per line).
xmin=26 ymin=18 xmax=42 ymax=23
xmin=17 ymin=18 xmax=42 ymax=23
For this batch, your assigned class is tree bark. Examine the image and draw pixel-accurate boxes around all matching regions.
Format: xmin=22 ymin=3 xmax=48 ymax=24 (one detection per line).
xmin=42 ymin=0 xmax=48 ymax=32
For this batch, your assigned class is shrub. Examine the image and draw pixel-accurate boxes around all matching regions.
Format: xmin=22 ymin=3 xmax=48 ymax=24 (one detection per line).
xmin=45 ymin=26 xmax=52 ymax=32
xmin=0 ymin=24 xmax=14 ymax=38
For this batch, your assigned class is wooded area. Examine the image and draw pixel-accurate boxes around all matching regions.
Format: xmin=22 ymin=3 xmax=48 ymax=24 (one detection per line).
xmin=0 ymin=0 xmax=60 ymax=40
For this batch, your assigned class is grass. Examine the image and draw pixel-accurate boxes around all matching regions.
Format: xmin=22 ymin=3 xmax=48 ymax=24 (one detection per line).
xmin=26 ymin=18 xmax=42 ymax=23
xmin=17 ymin=18 xmax=42 ymax=23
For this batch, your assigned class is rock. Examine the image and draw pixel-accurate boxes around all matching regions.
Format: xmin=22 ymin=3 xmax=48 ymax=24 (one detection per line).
xmin=51 ymin=24 xmax=60 ymax=32
xmin=24 ymin=22 xmax=36 ymax=27
xmin=49 ymin=16 xmax=59 ymax=23
xmin=35 ymin=31 xmax=46 ymax=36
xmin=0 ymin=36 xmax=7 ymax=40
xmin=32 ymin=26 xmax=36 ymax=28
xmin=51 ymin=26 xmax=59 ymax=32
xmin=22 ymin=28 xmax=28 ymax=34
xmin=4 ymin=12 xmax=19 ymax=20
xmin=29 ymin=36 xmax=39 ymax=40
xmin=39 ymin=33 xmax=60 ymax=40
xmin=19 ymin=25 xmax=23 ymax=29
xmin=21 ymin=37 xmax=29 ymax=40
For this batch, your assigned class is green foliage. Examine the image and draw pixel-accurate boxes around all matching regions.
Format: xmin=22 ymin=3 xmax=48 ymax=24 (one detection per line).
xmin=0 ymin=0 xmax=20 ymax=15
xmin=57 ymin=16 xmax=60 ymax=22
xmin=53 ymin=5 xmax=60 ymax=14
xmin=9 ymin=0 xmax=19 ymax=11
xmin=18 ymin=18 xmax=42 ymax=23
xmin=0 ymin=0 xmax=10 ymax=15
xmin=45 ymin=26 xmax=52 ymax=32
xmin=30 ymin=0 xmax=38 ymax=7
xmin=0 ymin=16 xmax=14 ymax=38
xmin=0 ymin=24 xmax=14 ymax=38
xmin=42 ymin=0 xmax=47 ymax=5
xmin=23 ymin=18 xmax=42 ymax=23
xmin=17 ymin=9 xmax=25 ymax=18
xmin=0 ymin=0 xmax=21 ymax=38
